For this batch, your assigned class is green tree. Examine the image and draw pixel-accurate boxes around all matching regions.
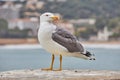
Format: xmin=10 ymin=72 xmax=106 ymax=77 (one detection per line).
xmin=95 ymin=18 xmax=108 ymax=30
xmin=0 ymin=18 xmax=8 ymax=30
xmin=107 ymin=18 xmax=120 ymax=30
xmin=79 ymin=27 xmax=97 ymax=39
xmin=0 ymin=18 xmax=8 ymax=37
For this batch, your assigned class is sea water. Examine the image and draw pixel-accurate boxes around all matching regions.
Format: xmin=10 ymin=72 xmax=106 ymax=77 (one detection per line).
xmin=0 ymin=44 xmax=120 ymax=72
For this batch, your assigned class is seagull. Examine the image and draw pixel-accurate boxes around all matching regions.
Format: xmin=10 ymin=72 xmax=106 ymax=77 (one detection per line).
xmin=38 ymin=12 xmax=95 ymax=71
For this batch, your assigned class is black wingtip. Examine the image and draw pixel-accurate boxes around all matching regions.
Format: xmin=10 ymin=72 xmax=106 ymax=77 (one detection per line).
xmin=83 ymin=51 xmax=96 ymax=60
xmin=85 ymin=51 xmax=92 ymax=57
xmin=89 ymin=58 xmax=96 ymax=60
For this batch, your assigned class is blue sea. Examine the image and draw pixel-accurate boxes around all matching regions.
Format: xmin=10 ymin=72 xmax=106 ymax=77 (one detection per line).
xmin=0 ymin=44 xmax=120 ymax=72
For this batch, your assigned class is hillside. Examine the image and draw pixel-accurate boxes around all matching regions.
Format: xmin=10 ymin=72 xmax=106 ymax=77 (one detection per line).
xmin=41 ymin=0 xmax=120 ymax=19
xmin=19 ymin=0 xmax=120 ymax=19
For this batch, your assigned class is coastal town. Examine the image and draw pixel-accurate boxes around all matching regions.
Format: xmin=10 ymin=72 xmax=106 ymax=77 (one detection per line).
xmin=0 ymin=0 xmax=120 ymax=45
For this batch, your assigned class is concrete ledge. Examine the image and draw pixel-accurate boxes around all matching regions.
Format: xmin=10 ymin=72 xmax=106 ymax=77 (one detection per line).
xmin=0 ymin=69 xmax=120 ymax=80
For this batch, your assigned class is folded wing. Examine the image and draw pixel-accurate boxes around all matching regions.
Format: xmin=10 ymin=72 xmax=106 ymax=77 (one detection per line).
xmin=52 ymin=28 xmax=84 ymax=53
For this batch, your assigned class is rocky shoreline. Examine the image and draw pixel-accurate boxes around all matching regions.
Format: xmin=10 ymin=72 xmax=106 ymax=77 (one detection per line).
xmin=0 ymin=69 xmax=120 ymax=80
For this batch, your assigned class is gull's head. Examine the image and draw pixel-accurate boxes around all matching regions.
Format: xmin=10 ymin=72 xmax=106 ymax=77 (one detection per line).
xmin=40 ymin=12 xmax=59 ymax=22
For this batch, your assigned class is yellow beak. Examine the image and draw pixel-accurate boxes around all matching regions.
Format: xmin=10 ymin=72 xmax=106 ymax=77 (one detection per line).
xmin=51 ymin=16 xmax=59 ymax=21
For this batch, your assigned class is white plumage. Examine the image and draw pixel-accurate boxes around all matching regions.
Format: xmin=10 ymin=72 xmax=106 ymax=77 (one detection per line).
xmin=38 ymin=22 xmax=68 ymax=56
xmin=38 ymin=12 xmax=95 ymax=71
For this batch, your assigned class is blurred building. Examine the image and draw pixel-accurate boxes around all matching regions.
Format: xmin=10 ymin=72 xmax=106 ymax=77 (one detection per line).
xmin=8 ymin=18 xmax=39 ymax=36
xmin=89 ymin=27 xmax=113 ymax=41
xmin=97 ymin=27 xmax=113 ymax=41
xmin=0 ymin=1 xmax=21 ymax=21
xmin=69 ymin=19 xmax=96 ymax=25
xmin=0 ymin=1 xmax=40 ymax=37
xmin=21 ymin=0 xmax=44 ymax=18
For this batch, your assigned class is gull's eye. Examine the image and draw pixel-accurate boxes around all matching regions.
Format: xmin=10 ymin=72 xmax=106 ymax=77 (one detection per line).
xmin=46 ymin=14 xmax=49 ymax=16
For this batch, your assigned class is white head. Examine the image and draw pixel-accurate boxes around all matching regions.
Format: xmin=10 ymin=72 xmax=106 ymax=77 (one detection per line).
xmin=40 ymin=12 xmax=59 ymax=22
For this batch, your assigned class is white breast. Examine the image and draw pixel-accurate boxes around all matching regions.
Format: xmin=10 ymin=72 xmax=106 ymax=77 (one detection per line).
xmin=38 ymin=22 xmax=68 ymax=55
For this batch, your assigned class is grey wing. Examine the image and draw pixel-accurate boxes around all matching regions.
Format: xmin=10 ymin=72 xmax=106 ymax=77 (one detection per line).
xmin=52 ymin=28 xmax=84 ymax=53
